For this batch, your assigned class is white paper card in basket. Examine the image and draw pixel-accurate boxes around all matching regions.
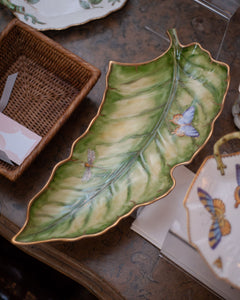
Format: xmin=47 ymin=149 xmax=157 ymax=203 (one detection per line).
xmin=0 ymin=112 xmax=42 ymax=165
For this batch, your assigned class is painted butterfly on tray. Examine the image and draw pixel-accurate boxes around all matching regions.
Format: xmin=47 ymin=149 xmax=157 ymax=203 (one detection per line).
xmin=171 ymin=106 xmax=199 ymax=137
xmin=234 ymin=164 xmax=240 ymax=208
xmin=82 ymin=149 xmax=96 ymax=182
xmin=197 ymin=187 xmax=231 ymax=249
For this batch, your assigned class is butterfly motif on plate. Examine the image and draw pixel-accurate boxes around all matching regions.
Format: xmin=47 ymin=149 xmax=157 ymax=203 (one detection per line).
xmin=170 ymin=106 xmax=199 ymax=137
xmin=197 ymin=187 xmax=231 ymax=249
xmin=82 ymin=149 xmax=96 ymax=182
xmin=234 ymin=164 xmax=240 ymax=208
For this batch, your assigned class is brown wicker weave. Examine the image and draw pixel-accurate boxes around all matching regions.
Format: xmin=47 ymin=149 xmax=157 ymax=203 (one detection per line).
xmin=0 ymin=19 xmax=101 ymax=181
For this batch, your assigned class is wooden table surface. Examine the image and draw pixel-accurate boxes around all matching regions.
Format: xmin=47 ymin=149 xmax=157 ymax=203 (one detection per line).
xmin=0 ymin=1 xmax=239 ymax=299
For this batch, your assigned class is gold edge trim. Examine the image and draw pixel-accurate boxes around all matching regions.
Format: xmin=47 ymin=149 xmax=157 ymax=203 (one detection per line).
xmin=183 ymin=151 xmax=240 ymax=290
xmin=11 ymin=0 xmax=128 ymax=31
xmin=12 ymin=29 xmax=231 ymax=245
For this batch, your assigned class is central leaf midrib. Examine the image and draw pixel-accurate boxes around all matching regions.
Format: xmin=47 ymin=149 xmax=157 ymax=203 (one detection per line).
xmin=25 ymin=43 xmax=181 ymax=239
xmin=73 ymin=45 xmax=180 ymax=212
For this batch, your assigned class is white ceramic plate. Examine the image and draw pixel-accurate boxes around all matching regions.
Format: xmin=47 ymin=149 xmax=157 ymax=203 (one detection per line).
xmin=185 ymin=152 xmax=240 ymax=288
xmin=3 ymin=0 xmax=127 ymax=30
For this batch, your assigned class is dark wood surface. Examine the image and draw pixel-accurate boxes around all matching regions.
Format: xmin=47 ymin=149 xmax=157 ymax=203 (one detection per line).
xmin=0 ymin=1 xmax=239 ymax=299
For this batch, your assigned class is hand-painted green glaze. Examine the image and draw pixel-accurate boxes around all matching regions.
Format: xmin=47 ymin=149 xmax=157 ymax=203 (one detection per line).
xmin=79 ymin=0 xmax=121 ymax=9
xmin=14 ymin=29 xmax=229 ymax=244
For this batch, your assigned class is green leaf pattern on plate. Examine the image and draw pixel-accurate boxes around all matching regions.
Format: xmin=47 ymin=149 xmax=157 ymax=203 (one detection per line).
xmin=0 ymin=0 xmax=45 ymax=24
xmin=14 ymin=29 xmax=229 ymax=244
xmin=79 ymin=0 xmax=120 ymax=9
xmin=1 ymin=0 xmax=120 ymax=24
xmin=26 ymin=0 xmax=40 ymax=4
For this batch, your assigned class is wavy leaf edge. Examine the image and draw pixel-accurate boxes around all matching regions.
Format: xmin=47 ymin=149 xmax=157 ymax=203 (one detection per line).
xmin=12 ymin=28 xmax=230 ymax=245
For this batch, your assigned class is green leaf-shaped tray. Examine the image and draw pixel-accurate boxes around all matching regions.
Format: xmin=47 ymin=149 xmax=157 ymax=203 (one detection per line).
xmin=13 ymin=29 xmax=230 ymax=244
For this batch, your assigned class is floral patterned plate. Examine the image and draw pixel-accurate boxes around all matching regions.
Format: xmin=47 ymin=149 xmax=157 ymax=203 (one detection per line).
xmin=184 ymin=133 xmax=240 ymax=289
xmin=1 ymin=0 xmax=128 ymax=30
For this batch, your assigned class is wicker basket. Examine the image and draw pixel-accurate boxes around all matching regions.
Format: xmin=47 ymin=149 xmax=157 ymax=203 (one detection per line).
xmin=0 ymin=19 xmax=100 ymax=181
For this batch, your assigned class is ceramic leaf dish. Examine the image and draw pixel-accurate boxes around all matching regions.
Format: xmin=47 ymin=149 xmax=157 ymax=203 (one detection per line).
xmin=185 ymin=132 xmax=240 ymax=289
xmin=13 ymin=29 xmax=230 ymax=244
xmin=1 ymin=0 xmax=128 ymax=30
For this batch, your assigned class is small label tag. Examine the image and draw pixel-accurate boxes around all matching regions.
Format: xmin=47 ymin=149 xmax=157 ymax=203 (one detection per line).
xmin=0 ymin=112 xmax=42 ymax=165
